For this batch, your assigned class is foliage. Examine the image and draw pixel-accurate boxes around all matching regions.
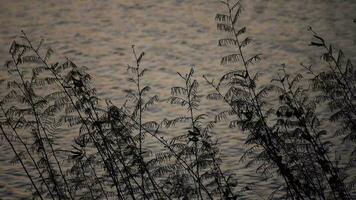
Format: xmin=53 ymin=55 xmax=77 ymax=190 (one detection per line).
xmin=0 ymin=1 xmax=356 ymax=199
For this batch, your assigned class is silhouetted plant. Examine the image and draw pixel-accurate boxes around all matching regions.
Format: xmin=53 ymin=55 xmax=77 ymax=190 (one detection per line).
xmin=124 ymin=45 xmax=167 ymax=199
xmin=300 ymin=27 xmax=356 ymax=199
xmin=207 ymin=0 xmax=305 ymax=198
xmin=2 ymin=33 xmax=75 ymax=199
xmin=162 ymin=67 xmax=238 ymax=200
xmin=204 ymin=0 xmax=354 ymax=199
xmin=1 ymin=1 xmax=356 ymax=199
xmin=0 ymin=124 xmax=44 ymax=199
xmin=272 ymin=66 xmax=351 ymax=199
xmin=306 ymin=28 xmax=356 ymax=143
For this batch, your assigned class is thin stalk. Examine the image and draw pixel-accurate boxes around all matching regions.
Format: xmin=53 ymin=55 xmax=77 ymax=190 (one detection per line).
xmin=113 ymin=118 xmax=170 ymax=200
xmin=0 ymin=105 xmax=55 ymax=200
xmin=185 ymin=77 xmax=203 ymax=200
xmin=11 ymin=53 xmax=64 ymax=199
xmin=223 ymin=1 xmax=305 ymax=198
xmin=87 ymin=160 xmax=109 ymax=200
xmin=21 ymin=31 xmax=125 ymax=199
xmin=79 ymin=162 xmax=95 ymax=200
xmin=14 ymin=64 xmax=72 ymax=199
xmin=131 ymin=46 xmax=145 ymax=199
xmin=117 ymin=109 xmax=214 ymax=199
xmin=0 ymin=125 xmax=44 ymax=200
xmin=130 ymin=46 xmax=169 ymax=199
xmin=282 ymin=72 xmax=350 ymax=199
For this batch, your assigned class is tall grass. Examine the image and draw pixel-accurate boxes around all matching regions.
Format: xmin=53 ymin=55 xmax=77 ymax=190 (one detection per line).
xmin=0 ymin=0 xmax=355 ymax=199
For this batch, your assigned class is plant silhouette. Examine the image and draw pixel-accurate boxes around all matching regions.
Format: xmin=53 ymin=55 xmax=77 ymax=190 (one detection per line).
xmin=0 ymin=0 xmax=356 ymax=199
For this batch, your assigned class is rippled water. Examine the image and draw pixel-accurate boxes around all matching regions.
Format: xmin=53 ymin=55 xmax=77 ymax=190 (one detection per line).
xmin=0 ymin=0 xmax=356 ymax=199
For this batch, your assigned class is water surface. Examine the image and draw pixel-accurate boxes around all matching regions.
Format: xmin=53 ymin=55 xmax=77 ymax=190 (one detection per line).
xmin=0 ymin=0 xmax=356 ymax=199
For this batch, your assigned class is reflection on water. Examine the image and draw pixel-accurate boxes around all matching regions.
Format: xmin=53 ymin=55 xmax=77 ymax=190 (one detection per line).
xmin=0 ymin=0 xmax=355 ymax=199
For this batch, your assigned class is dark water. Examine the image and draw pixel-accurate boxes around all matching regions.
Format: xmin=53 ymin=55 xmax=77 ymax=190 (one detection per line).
xmin=0 ymin=0 xmax=356 ymax=199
